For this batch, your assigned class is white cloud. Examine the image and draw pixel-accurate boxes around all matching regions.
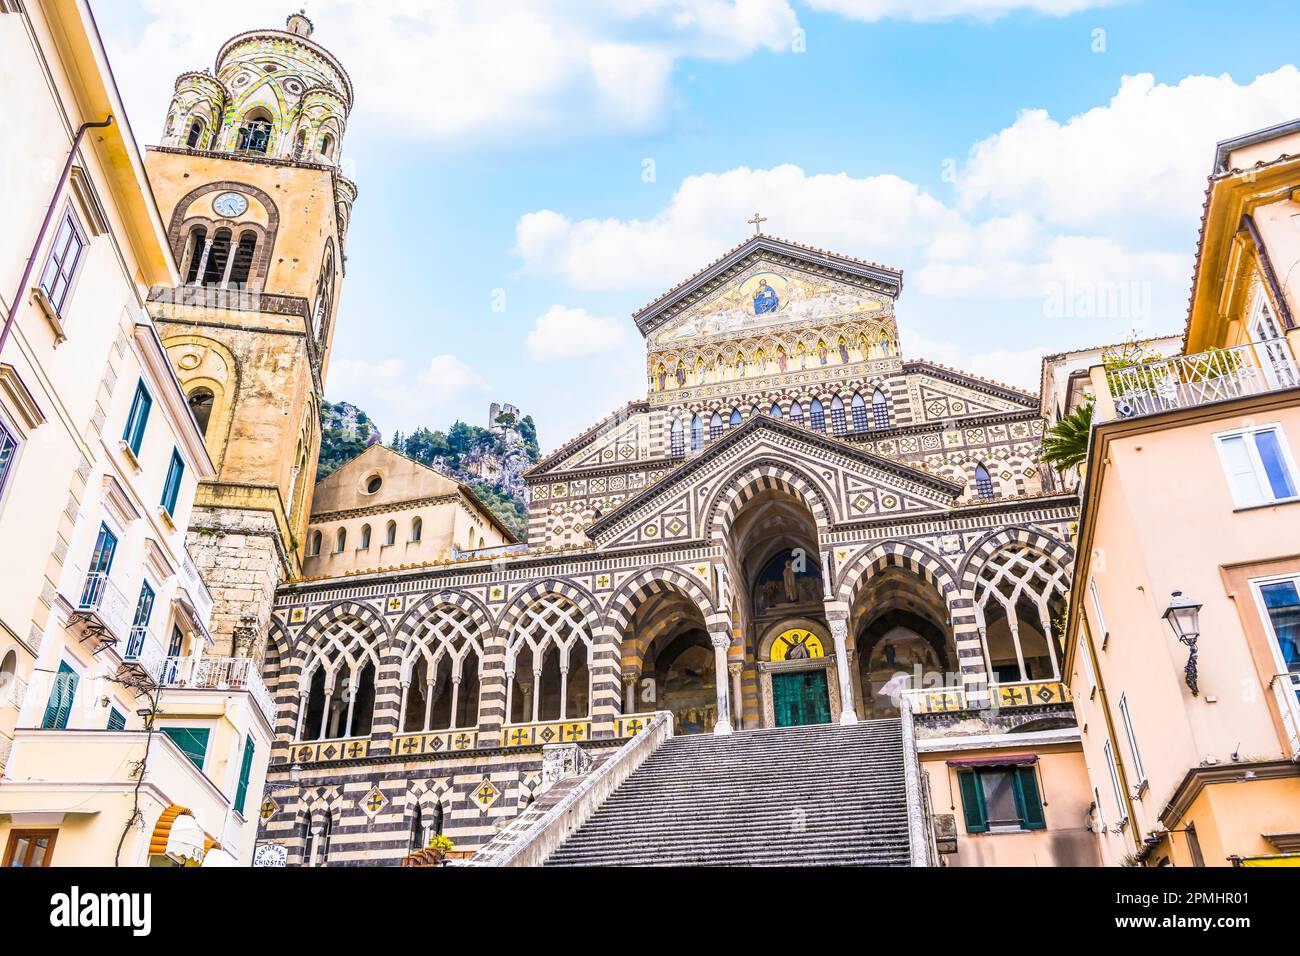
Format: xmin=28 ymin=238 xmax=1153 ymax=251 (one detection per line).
xmin=897 ymin=320 xmax=1046 ymax=392
xmin=526 ymin=306 xmax=629 ymax=360
xmin=804 ymin=0 xmax=1122 ymax=22
xmin=326 ymin=353 xmax=489 ymax=434
xmin=106 ymin=0 xmax=801 ymax=144
xmin=957 ymin=67 xmax=1300 ymax=229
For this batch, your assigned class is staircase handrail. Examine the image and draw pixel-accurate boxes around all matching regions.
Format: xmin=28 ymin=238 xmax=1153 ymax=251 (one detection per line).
xmin=899 ymin=697 xmax=933 ymax=867
xmin=467 ymin=711 xmax=674 ymax=867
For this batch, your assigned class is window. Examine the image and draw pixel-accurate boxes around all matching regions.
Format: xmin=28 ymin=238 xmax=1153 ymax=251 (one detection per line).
xmin=107 ymin=707 xmax=126 ymax=732
xmin=4 ymin=830 xmax=57 ymax=867
xmin=411 ymin=517 xmax=423 ymax=543
xmin=809 ymin=399 xmax=825 ymax=433
xmin=366 ymin=475 xmax=383 ymax=494
xmin=690 ymin=415 xmax=703 ymax=453
xmin=830 ymin=396 xmax=846 ymax=436
xmin=1089 ymin=578 xmax=1108 ymax=643
xmin=1215 ymin=425 xmax=1298 ymax=508
xmin=790 ymin=402 xmax=804 ymax=427
xmin=1256 ymin=577 xmax=1300 ymax=673
xmin=236 ymin=115 xmax=273 ymax=153
xmin=41 ymin=661 xmax=78 ymax=730
xmin=187 ymin=389 xmax=214 ymax=438
xmin=770 ymin=402 xmax=782 ymax=419
xmin=709 ymin=412 xmax=723 ymax=441
xmin=670 ymin=418 xmax=684 ymax=457
xmin=1103 ymin=739 xmax=1127 ymax=825
xmin=729 ymin=408 xmax=742 ymax=428
xmin=0 ymin=417 xmax=17 ymax=502
xmin=201 ymin=227 xmax=232 ymax=286
xmin=122 ymin=381 xmax=152 ymax=456
xmin=385 ymin=521 xmax=397 ymax=546
xmin=161 ymin=726 xmax=210 ymax=770
xmin=80 ymin=523 xmax=118 ymax=608
xmin=872 ymin=389 xmax=890 ymax=429
xmin=131 ymin=582 xmax=155 ymax=660
xmin=335 ymin=528 xmax=347 ymax=553
xmin=1077 ymin=629 xmax=1098 ymax=697
xmin=320 ymin=133 xmax=336 ymax=159
xmin=160 ymin=450 xmax=184 ymax=517
xmin=851 ymin=392 xmax=869 ymax=432
xmin=974 ymin=464 xmax=994 ymax=500
xmin=183 ymin=226 xmax=208 ymax=284
xmin=227 ymin=231 xmax=258 ymax=286
xmin=360 ymin=524 xmax=372 ymax=550
xmin=1118 ymin=692 xmax=1146 ymax=786
xmin=308 ymin=530 xmax=322 ymax=557
xmin=233 ymin=735 xmax=255 ymax=816
xmin=38 ymin=211 xmax=85 ymax=316
xmin=957 ymin=765 xmax=1045 ymax=833
xmin=409 ymin=803 xmax=424 ymax=854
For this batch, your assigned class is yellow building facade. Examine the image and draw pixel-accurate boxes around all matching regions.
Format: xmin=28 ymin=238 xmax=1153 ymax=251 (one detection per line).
xmin=144 ymin=11 xmax=357 ymax=659
xmin=1064 ymin=119 xmax=1300 ymax=867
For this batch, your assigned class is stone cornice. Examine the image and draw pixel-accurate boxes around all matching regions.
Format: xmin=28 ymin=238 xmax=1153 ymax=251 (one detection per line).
xmin=1158 ymin=758 xmax=1300 ymax=827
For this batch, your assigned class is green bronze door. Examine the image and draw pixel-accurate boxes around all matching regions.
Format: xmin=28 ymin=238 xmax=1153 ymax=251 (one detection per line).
xmin=772 ymin=670 xmax=832 ymax=727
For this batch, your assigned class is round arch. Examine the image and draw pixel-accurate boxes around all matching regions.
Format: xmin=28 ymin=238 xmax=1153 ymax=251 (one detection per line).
xmin=835 ymin=540 xmax=960 ymax=610
xmin=703 ymin=457 xmax=835 ymax=542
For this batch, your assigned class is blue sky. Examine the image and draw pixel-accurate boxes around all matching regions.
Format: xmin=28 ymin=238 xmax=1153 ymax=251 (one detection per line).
xmin=96 ymin=1 xmax=1300 ymax=451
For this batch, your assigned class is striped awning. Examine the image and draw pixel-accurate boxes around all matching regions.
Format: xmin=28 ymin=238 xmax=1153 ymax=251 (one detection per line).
xmin=945 ymin=754 xmax=1038 ymax=768
xmin=148 ymin=805 xmax=216 ymax=864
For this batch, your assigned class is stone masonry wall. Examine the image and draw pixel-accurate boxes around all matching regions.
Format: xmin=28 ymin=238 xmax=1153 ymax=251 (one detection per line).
xmin=188 ymin=504 xmax=285 ymax=659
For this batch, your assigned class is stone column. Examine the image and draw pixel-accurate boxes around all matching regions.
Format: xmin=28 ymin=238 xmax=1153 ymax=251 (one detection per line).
xmin=828 ymin=617 xmax=858 ymax=725
xmin=728 ymin=663 xmax=744 ymax=731
xmin=622 ymin=672 xmax=637 ymax=715
xmin=710 ymin=631 xmax=734 ymax=736
xmin=590 ymin=626 xmax=624 ymax=739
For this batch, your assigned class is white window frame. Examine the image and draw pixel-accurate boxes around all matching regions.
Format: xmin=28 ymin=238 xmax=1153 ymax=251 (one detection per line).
xmin=1077 ymin=626 xmax=1098 ymax=700
xmin=1248 ymin=573 xmax=1300 ymax=675
xmin=1102 ymin=738 xmax=1127 ymax=826
xmin=0 ymin=407 xmax=25 ymax=518
xmin=1089 ymin=578 xmax=1108 ymax=645
xmin=1117 ymin=692 xmax=1146 ymax=789
xmin=1213 ymin=423 xmax=1300 ymax=509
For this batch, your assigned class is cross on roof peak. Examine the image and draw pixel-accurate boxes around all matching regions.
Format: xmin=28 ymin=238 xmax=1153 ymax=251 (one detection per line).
xmin=747 ymin=212 xmax=767 ymax=235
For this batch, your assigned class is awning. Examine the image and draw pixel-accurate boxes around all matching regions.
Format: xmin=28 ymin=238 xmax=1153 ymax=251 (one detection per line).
xmin=149 ymin=805 xmax=209 ymax=864
xmin=946 ymin=754 xmax=1039 ymax=768
xmin=201 ymin=847 xmax=240 ymax=868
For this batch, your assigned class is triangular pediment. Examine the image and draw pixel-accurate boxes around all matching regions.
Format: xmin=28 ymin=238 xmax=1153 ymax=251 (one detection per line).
xmin=586 ymin=415 xmax=961 ymax=550
xmin=634 ymin=235 xmax=903 ymax=345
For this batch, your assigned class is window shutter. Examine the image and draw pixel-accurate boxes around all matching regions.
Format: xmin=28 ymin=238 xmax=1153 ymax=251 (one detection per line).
xmin=957 ymin=770 xmax=988 ymax=833
xmin=161 ymin=727 xmax=210 ymax=769
xmin=234 ymin=736 xmax=255 ymax=815
xmin=41 ymin=663 xmax=78 ymax=730
xmin=1015 ymin=766 xmax=1047 ymax=830
xmin=107 ymin=708 xmax=126 ymax=732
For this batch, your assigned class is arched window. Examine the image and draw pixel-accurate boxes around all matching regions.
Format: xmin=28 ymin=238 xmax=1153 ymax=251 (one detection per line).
xmin=185 ymin=118 xmax=206 ymax=149
xmin=335 ymin=528 xmax=347 ymax=553
xmin=201 ymin=227 xmax=232 ymax=286
xmin=670 ymin=418 xmax=684 ymax=457
xmin=689 ymin=415 xmax=704 ymax=453
xmin=294 ymin=130 xmax=308 ymax=160
xmin=298 ymin=614 xmax=381 ymax=741
xmin=236 ymin=111 xmax=273 ymax=153
xmin=227 ymin=231 xmax=258 ymax=286
xmin=830 ymin=396 xmax=847 ymax=436
xmin=507 ymin=596 xmax=591 ymax=723
xmin=770 ymin=402 xmax=782 ymax=419
xmin=729 ymin=408 xmax=742 ymax=428
xmin=790 ymin=401 xmax=804 ymax=426
xmin=320 ymin=811 xmax=333 ymax=866
xmin=872 ymin=388 xmax=890 ymax=429
xmin=301 ymin=815 xmax=315 ymax=866
xmin=401 ymin=605 xmax=483 ymax=733
xmin=308 ymin=530 xmax=322 ymax=557
xmin=411 ymin=517 xmax=423 ymax=543
xmin=320 ymin=133 xmax=336 ymax=159
xmin=409 ymin=803 xmax=424 ymax=854
xmin=851 ymin=392 xmax=869 ymax=432
xmin=187 ymin=388 xmax=214 ymax=437
xmin=360 ymin=524 xmax=372 ymax=550
xmin=974 ymin=464 xmax=995 ymax=500
xmin=385 ymin=521 xmax=397 ymax=546
xmin=709 ymin=412 xmax=723 ymax=441
xmin=810 ymin=398 xmax=825 ymax=432
xmin=182 ymin=226 xmax=208 ymax=284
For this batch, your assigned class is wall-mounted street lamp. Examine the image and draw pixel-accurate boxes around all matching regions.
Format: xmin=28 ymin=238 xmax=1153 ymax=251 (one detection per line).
xmin=1162 ymin=591 xmax=1203 ymax=696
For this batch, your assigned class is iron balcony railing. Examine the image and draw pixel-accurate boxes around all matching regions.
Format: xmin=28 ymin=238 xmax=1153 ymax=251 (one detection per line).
xmin=162 ymin=656 xmax=275 ymax=724
xmin=124 ymin=627 xmax=167 ymax=685
xmin=1106 ymin=339 xmax=1299 ymax=420
xmin=73 ymin=568 xmax=132 ymax=643
xmin=1272 ymin=672 xmax=1300 ymax=760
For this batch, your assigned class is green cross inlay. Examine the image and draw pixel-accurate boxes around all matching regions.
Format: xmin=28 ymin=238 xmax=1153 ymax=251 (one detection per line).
xmin=365 ymin=791 xmax=385 ymax=813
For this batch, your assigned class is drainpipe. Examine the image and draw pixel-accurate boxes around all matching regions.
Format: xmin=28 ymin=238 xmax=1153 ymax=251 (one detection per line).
xmin=0 ymin=116 xmax=115 ymax=357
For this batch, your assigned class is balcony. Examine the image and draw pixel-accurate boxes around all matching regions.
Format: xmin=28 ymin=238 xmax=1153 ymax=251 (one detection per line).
xmin=901 ymin=679 xmax=1072 ymax=715
xmin=1272 ymin=672 xmax=1300 ymax=759
xmin=66 ymin=568 xmax=132 ymax=649
xmin=1101 ymin=339 xmax=1299 ymax=422
xmin=161 ymin=656 xmax=275 ymax=725
xmin=121 ymin=627 xmax=167 ymax=688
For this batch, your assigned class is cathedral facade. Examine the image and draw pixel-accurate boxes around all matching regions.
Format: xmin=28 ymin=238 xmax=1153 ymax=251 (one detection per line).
xmin=259 ymin=232 xmax=1083 ymax=865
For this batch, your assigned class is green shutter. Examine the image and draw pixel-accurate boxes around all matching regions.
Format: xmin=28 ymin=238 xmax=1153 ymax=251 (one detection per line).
xmin=161 ymin=727 xmax=210 ymax=770
xmin=234 ymin=736 xmax=255 ymax=816
xmin=41 ymin=663 xmax=78 ymax=730
xmin=1015 ymin=766 xmax=1047 ymax=830
xmin=107 ymin=708 xmax=127 ymax=731
xmin=957 ymin=770 xmax=988 ymax=833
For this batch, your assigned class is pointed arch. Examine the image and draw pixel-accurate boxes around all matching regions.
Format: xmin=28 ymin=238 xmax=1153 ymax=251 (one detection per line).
xmin=704 ymin=458 xmax=835 ymax=541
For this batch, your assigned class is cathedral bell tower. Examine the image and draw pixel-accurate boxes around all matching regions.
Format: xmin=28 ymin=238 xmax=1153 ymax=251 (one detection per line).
xmin=144 ymin=12 xmax=358 ymax=657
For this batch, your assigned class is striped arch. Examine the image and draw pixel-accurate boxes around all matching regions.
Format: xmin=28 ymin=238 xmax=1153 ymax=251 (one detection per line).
xmin=497 ymin=578 xmax=601 ymax=636
xmin=295 ymin=600 xmax=388 ymax=688
xmin=393 ymin=589 xmax=492 ymax=658
xmin=958 ymin=525 xmax=1075 ymax=589
xmin=835 ymin=540 xmax=960 ymax=609
xmin=299 ymin=600 xmax=390 ymax=653
xmin=602 ymin=566 xmax=718 ymax=636
xmin=704 ymin=458 xmax=834 ymax=541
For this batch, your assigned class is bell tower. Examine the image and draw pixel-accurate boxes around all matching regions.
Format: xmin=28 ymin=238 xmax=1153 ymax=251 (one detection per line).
xmin=144 ymin=12 xmax=358 ymax=657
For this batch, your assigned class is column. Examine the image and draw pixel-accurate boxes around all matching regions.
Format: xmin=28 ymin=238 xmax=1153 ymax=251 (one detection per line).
xmin=828 ymin=617 xmax=858 ymax=725
xmin=710 ymin=631 xmax=734 ymax=735
xmin=728 ymin=663 xmax=744 ymax=731
xmin=589 ymin=627 xmax=624 ymax=738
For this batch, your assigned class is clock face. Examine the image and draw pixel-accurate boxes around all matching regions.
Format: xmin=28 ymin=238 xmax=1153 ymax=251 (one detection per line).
xmin=213 ymin=192 xmax=248 ymax=218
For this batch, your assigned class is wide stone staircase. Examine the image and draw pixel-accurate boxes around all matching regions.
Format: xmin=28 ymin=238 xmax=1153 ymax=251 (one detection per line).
xmin=545 ymin=718 xmax=912 ymax=866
